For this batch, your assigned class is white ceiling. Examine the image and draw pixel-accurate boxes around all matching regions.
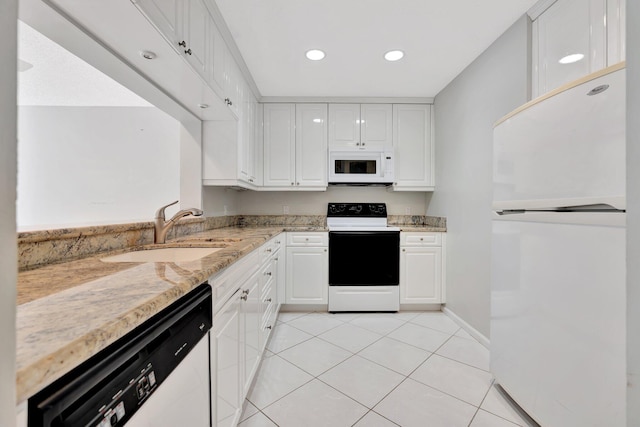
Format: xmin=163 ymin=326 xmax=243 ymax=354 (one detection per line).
xmin=215 ymin=0 xmax=538 ymax=98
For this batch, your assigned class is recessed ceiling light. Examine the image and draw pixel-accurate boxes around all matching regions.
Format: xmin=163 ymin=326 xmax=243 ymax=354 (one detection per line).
xmin=305 ymin=49 xmax=325 ymax=61
xmin=558 ymin=53 xmax=584 ymax=64
xmin=384 ymin=50 xmax=404 ymax=62
xmin=140 ymin=50 xmax=157 ymax=60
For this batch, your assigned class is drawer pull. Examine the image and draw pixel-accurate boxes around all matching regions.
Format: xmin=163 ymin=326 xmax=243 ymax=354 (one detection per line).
xmin=265 ymin=298 xmax=272 ymax=303
xmin=240 ymin=294 xmax=248 ymax=301
xmin=266 ymin=325 xmax=272 ymax=330
xmin=264 ymin=272 xmax=272 ymax=276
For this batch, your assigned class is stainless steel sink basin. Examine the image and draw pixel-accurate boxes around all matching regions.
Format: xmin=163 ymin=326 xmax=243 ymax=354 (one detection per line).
xmin=101 ymin=247 xmax=223 ymax=263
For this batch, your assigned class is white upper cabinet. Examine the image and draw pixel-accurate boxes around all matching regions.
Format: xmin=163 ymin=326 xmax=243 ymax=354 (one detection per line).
xmin=328 ymin=104 xmax=392 ymax=150
xmin=210 ymin=23 xmax=226 ymax=97
xmin=223 ymin=47 xmax=243 ymax=118
xmin=182 ymin=0 xmax=211 ymax=81
xmin=132 ymin=0 xmax=184 ymax=52
xmin=392 ymin=104 xmax=434 ymax=190
xmin=135 ymin=0 xmax=213 ymax=83
xmin=131 ymin=0 xmax=232 ymax=119
xmin=263 ymin=104 xmax=296 ymax=187
xmin=532 ymin=0 xmax=625 ymax=97
xmin=328 ymin=104 xmax=360 ymax=148
xmin=295 ymin=104 xmax=328 ymax=187
xmin=263 ymin=103 xmax=327 ymax=189
xmin=361 ymin=104 xmax=393 ymax=149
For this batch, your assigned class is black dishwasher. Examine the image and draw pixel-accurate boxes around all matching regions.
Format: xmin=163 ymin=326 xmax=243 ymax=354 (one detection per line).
xmin=28 ymin=283 xmax=212 ymax=427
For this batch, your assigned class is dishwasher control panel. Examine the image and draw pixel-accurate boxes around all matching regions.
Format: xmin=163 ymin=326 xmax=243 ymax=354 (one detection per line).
xmin=91 ymin=363 xmax=158 ymax=427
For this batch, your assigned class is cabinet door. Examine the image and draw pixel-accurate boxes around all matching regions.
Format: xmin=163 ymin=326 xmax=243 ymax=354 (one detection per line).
xmin=393 ymin=104 xmax=433 ymax=189
xmin=286 ymin=247 xmax=328 ymax=304
xmin=533 ymin=0 xmax=606 ymax=96
xmin=224 ymin=48 xmax=242 ymax=118
xmin=133 ymin=0 xmax=184 ymax=51
xmin=328 ymin=104 xmax=360 ymax=148
xmin=295 ymin=104 xmax=328 ymax=187
xmin=361 ymin=104 xmax=392 ymax=149
xmin=607 ymin=0 xmax=626 ymax=66
xmin=241 ymin=273 xmax=261 ymax=396
xmin=263 ymin=104 xmax=296 ymax=186
xmin=182 ymin=0 xmax=210 ymax=81
xmin=400 ymin=247 xmax=442 ymax=304
xmin=210 ymin=23 xmax=226 ymax=97
xmin=239 ymin=85 xmax=255 ymax=184
xmin=210 ymin=293 xmax=242 ymax=427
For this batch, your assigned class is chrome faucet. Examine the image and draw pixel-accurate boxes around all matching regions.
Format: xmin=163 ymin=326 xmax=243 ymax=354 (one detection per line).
xmin=154 ymin=200 xmax=203 ymax=244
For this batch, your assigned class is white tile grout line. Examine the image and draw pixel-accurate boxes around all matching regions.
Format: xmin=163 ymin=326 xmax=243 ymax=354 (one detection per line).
xmin=262 ymin=312 xmax=496 ymax=424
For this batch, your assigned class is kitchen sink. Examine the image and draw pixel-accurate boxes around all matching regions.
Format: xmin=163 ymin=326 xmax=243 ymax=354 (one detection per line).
xmin=101 ymin=247 xmax=223 ymax=263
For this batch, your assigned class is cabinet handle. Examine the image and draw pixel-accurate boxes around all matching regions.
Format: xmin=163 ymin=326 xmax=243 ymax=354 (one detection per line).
xmin=266 ymin=325 xmax=272 ymax=330
xmin=241 ymin=289 xmax=249 ymax=295
xmin=420 ymin=238 xmax=424 ymax=241
xmin=324 ymin=249 xmax=327 ymax=252
xmin=296 ymin=182 xmax=300 ymax=186
xmin=402 ymin=248 xmax=406 ymax=252
xmin=178 ymin=40 xmax=187 ymax=48
xmin=240 ymin=294 xmax=248 ymax=301
xmin=264 ymin=272 xmax=272 ymax=276
xmin=184 ymin=48 xmax=192 ymax=55
xmin=266 ymin=248 xmax=272 ymax=252
xmin=228 ymin=100 xmax=233 ymax=106
xmin=291 ymin=182 xmax=294 ymax=186
xmin=274 ymin=257 xmax=279 ymax=261
xmin=362 ymin=142 xmax=366 ymax=146
xmin=265 ymin=298 xmax=272 ymax=303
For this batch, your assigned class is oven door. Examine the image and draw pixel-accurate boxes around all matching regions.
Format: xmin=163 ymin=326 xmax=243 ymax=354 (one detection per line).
xmin=329 ymin=231 xmax=399 ymax=285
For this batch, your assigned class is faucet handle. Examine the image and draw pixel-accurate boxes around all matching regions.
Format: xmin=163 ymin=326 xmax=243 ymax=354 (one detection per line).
xmin=155 ymin=200 xmax=178 ymax=220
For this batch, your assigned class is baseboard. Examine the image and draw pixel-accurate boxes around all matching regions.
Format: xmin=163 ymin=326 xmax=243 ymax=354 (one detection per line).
xmin=442 ymin=307 xmax=490 ymax=349
xmin=280 ymin=304 xmax=328 ymax=312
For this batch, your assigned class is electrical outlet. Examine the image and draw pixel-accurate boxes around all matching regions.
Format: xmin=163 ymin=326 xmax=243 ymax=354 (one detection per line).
xmin=283 ymin=205 xmax=290 ymax=214
xmin=405 ymin=206 xmax=411 ymax=215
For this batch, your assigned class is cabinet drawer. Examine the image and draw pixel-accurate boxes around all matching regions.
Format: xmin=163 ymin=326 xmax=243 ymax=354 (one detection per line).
xmin=401 ymin=232 xmax=442 ymax=247
xmin=210 ymin=250 xmax=260 ymax=310
xmin=286 ymin=232 xmax=328 ymax=246
xmin=260 ymin=234 xmax=283 ymax=264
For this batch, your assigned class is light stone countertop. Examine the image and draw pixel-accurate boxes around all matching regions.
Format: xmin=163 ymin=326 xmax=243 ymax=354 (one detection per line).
xmin=15 ymin=226 xmax=314 ymax=404
xmin=15 ymin=223 xmax=445 ymax=404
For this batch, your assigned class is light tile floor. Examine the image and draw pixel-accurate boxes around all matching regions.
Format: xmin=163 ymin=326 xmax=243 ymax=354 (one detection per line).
xmin=240 ymin=311 xmax=538 ymax=427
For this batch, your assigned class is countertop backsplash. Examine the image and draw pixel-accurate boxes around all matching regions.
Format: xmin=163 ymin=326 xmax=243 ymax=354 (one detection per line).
xmin=18 ymin=214 xmax=445 ymax=270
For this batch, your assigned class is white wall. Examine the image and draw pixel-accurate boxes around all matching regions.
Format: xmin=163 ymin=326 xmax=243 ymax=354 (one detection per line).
xmin=428 ymin=16 xmax=530 ymax=338
xmin=236 ymin=187 xmax=428 ymax=216
xmin=1 ymin=0 xmax=17 ymax=423
xmin=627 ymin=2 xmax=639 ymax=425
xmin=202 ymin=186 xmax=240 ymax=216
xmin=17 ymin=106 xmax=180 ymax=228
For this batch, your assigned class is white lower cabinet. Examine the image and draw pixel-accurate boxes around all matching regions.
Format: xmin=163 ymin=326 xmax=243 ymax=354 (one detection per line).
xmin=210 ymin=291 xmax=242 ymax=427
xmin=209 ymin=233 xmax=283 ymax=427
xmin=400 ymin=232 xmax=446 ymax=304
xmin=285 ymin=232 xmax=329 ymax=304
xmin=241 ymin=272 xmax=261 ymax=396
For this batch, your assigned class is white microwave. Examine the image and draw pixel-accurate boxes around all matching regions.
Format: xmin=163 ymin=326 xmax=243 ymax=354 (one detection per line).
xmin=328 ymin=150 xmax=394 ymax=184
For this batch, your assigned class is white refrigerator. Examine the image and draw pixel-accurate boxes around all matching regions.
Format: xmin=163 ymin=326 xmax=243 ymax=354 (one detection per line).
xmin=491 ymin=65 xmax=626 ymax=427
